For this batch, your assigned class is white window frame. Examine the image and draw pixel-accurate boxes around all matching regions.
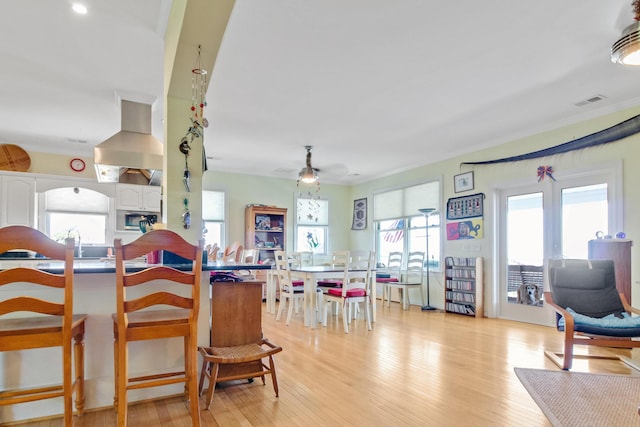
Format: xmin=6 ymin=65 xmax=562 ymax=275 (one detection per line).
xmin=295 ymin=196 xmax=329 ymax=255
xmin=373 ymin=180 xmax=441 ymax=270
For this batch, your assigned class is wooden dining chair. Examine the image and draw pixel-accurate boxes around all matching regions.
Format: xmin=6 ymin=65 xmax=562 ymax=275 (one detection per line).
xmin=378 ymin=251 xmax=402 ymax=304
xmin=321 ymin=251 xmax=374 ymax=333
xmin=112 ymin=230 xmax=204 ymax=427
xmin=274 ymin=251 xmax=305 ymax=325
xmin=385 ymin=251 xmax=425 ymax=310
xmin=0 ymin=225 xmax=87 ymax=427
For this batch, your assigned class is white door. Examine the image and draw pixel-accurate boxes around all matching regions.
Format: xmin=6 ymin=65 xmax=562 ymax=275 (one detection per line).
xmin=497 ymin=164 xmax=620 ymax=325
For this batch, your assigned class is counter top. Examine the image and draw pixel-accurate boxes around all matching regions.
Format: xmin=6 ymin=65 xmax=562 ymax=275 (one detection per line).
xmin=0 ymin=259 xmax=274 ymax=274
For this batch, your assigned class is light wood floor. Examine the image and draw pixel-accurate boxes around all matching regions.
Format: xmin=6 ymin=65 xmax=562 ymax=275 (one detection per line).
xmin=8 ymin=301 xmax=640 ymax=426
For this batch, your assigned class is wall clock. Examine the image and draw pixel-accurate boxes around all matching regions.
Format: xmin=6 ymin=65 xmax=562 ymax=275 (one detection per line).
xmin=70 ymin=158 xmax=86 ymax=172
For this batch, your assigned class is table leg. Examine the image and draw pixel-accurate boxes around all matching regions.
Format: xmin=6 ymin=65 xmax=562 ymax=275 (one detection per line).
xmin=371 ymin=277 xmax=377 ymax=322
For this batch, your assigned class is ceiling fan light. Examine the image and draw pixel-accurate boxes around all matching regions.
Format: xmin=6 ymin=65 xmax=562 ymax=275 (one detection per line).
xmin=611 ymin=21 xmax=640 ymax=65
xmin=299 ymin=166 xmax=318 ymax=183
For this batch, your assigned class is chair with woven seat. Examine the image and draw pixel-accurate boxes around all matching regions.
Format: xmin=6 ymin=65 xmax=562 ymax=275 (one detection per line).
xmin=545 ymin=258 xmax=640 ymax=371
xmin=0 ymin=225 xmax=87 ymax=427
xmin=274 ymin=251 xmax=305 ymax=325
xmin=385 ymin=251 xmax=425 ymax=310
xmin=198 ymin=281 xmax=282 ymax=410
xmin=112 ymin=230 xmax=204 ymax=426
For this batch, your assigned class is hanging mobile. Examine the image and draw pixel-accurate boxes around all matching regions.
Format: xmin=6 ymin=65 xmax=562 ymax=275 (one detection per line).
xmin=182 ymin=197 xmax=191 ymax=229
xmin=191 ymin=45 xmax=208 ymax=127
xmin=179 ymin=137 xmax=191 ymax=192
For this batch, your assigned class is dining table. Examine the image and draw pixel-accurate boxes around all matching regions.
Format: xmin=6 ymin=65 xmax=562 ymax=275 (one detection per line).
xmin=289 ymin=265 xmax=376 ymax=328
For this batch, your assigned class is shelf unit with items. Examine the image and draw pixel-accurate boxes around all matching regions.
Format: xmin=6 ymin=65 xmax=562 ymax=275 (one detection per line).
xmin=444 ymin=256 xmax=483 ymax=318
xmin=245 ymin=205 xmax=287 ymax=263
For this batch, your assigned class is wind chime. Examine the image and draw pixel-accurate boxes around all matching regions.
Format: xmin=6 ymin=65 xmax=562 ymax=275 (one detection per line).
xmin=180 ymin=45 xmax=209 ymax=229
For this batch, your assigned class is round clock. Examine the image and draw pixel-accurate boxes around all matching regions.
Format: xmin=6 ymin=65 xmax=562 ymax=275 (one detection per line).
xmin=70 ymin=158 xmax=86 ymax=172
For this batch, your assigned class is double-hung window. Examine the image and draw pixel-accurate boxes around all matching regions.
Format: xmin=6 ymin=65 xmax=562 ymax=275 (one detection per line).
xmin=295 ymin=197 xmax=328 ymax=255
xmin=202 ymin=190 xmax=225 ymax=250
xmin=373 ymin=181 xmax=441 ymax=270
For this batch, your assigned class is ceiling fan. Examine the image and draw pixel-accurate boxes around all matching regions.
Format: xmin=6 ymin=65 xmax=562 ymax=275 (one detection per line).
xmin=298 ymin=145 xmax=319 ymax=184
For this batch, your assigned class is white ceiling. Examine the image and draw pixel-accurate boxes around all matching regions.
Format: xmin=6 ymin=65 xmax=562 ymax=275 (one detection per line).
xmin=2 ymin=0 xmax=639 ymax=185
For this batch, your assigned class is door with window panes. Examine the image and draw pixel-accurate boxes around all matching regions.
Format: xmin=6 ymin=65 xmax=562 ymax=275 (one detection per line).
xmin=498 ymin=167 xmax=619 ymax=326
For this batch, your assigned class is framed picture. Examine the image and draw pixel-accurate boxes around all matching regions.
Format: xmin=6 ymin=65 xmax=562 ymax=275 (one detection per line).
xmin=351 ymin=198 xmax=367 ymax=230
xmin=454 ymin=171 xmax=474 ymax=193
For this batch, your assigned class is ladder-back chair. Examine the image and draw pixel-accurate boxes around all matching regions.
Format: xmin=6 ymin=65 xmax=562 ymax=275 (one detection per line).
xmin=112 ymin=230 xmax=204 ymax=426
xmin=0 ymin=226 xmax=87 ymax=427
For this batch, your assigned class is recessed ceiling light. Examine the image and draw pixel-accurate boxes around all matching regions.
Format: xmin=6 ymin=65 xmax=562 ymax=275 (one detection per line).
xmin=72 ymin=3 xmax=88 ymax=15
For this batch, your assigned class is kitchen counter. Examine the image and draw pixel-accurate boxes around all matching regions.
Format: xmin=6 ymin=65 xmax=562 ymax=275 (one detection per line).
xmin=0 ymin=260 xmax=272 ymax=424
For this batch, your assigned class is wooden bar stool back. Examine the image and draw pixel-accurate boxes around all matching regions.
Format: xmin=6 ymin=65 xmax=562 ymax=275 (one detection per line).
xmin=112 ymin=230 xmax=204 ymax=427
xmin=0 ymin=225 xmax=86 ymax=427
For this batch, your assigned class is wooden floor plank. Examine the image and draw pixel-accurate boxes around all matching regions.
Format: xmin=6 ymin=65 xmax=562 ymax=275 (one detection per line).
xmin=8 ymin=301 xmax=640 ymax=426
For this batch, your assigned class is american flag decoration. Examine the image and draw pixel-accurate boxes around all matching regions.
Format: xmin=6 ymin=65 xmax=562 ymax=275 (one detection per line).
xmin=383 ymin=219 xmax=404 ymax=243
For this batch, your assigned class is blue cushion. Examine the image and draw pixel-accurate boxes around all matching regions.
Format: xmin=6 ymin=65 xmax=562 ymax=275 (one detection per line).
xmin=556 ymin=307 xmax=640 ymax=337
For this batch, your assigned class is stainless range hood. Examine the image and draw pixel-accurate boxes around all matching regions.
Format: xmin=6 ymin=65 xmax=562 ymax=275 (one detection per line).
xmin=94 ymin=100 xmax=163 ymax=184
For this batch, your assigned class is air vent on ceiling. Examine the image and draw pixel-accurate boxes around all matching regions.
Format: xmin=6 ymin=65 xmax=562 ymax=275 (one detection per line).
xmin=274 ymin=168 xmax=296 ymax=174
xmin=574 ymin=95 xmax=606 ymax=107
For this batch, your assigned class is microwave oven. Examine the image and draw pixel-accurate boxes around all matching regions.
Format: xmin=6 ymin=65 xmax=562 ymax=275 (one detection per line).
xmin=124 ymin=213 xmax=157 ymax=231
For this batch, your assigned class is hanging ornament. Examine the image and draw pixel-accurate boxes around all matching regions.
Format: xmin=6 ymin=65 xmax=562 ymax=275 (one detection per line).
xmin=191 ymin=45 xmax=208 ymax=127
xmin=537 ymin=165 xmax=556 ymax=182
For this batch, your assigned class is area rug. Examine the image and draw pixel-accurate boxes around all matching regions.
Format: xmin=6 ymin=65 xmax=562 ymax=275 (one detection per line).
xmin=514 ymin=367 xmax=640 ymax=427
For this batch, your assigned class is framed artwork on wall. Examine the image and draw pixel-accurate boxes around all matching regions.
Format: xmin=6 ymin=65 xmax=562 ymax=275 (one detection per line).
xmin=454 ymin=171 xmax=474 ymax=193
xmin=351 ymin=198 xmax=367 ymax=230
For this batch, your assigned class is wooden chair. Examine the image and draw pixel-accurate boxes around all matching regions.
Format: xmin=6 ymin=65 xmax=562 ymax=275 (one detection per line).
xmin=378 ymin=251 xmax=402 ymax=305
xmin=545 ymin=258 xmax=640 ymax=370
xmin=205 ymin=243 xmax=220 ymax=262
xmin=198 ymin=281 xmax=282 ymax=410
xmin=112 ymin=230 xmax=204 ymax=426
xmin=233 ymin=248 xmax=259 ymax=281
xmin=321 ymin=251 xmax=374 ymax=333
xmin=274 ymin=251 xmax=305 ymax=325
xmin=317 ymin=250 xmax=350 ymax=289
xmin=0 ymin=225 xmax=87 ymax=427
xmin=222 ymin=241 xmax=242 ymax=262
xmin=289 ymin=251 xmax=313 ymax=268
xmin=385 ymin=251 xmax=425 ymax=310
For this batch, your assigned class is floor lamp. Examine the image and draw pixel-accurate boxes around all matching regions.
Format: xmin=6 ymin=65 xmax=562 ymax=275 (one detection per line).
xmin=419 ymin=208 xmax=437 ymax=311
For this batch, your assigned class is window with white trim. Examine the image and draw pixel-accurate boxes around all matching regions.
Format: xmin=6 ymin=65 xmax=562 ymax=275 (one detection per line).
xmin=202 ymin=190 xmax=225 ymax=251
xmin=295 ymin=197 xmax=328 ymax=255
xmin=374 ymin=181 xmax=441 ymax=270
xmin=44 ymin=187 xmax=109 ymax=245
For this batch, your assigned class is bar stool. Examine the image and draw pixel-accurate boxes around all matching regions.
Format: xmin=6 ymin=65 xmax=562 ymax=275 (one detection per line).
xmin=0 ymin=225 xmax=87 ymax=427
xmin=112 ymin=230 xmax=204 ymax=427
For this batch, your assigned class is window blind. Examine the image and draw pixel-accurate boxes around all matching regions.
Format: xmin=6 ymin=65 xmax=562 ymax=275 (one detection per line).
xmin=373 ymin=181 xmax=439 ymax=221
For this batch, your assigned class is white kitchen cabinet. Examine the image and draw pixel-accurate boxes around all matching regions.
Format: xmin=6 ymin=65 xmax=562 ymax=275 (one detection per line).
xmin=116 ymin=184 xmax=161 ymax=212
xmin=0 ymin=175 xmax=36 ymax=227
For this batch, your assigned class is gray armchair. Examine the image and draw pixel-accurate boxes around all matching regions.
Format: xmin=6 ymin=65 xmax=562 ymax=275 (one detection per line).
xmin=545 ymin=258 xmax=640 ymax=370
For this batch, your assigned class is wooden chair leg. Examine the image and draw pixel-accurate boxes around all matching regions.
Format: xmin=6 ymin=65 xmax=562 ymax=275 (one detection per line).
xmin=204 ymin=362 xmax=220 ymax=410
xmin=198 ymin=357 xmax=209 ymax=396
xmin=342 ymin=301 xmax=349 ymax=333
xmin=276 ymin=297 xmax=286 ymax=321
xmin=63 ymin=342 xmax=73 ymax=427
xmin=186 ymin=337 xmax=200 ymax=427
xmin=113 ymin=335 xmax=118 ymax=409
xmin=286 ymin=296 xmax=294 ymax=325
xmin=73 ymin=330 xmax=85 ymax=416
xmin=365 ymin=297 xmax=372 ymax=330
xmin=269 ymin=355 xmax=279 ymax=397
xmin=116 ymin=341 xmax=128 ymax=427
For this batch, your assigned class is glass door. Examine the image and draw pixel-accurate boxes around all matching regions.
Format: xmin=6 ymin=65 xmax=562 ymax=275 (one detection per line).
xmin=499 ymin=186 xmax=554 ymax=325
xmin=497 ymin=165 xmax=619 ymax=326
